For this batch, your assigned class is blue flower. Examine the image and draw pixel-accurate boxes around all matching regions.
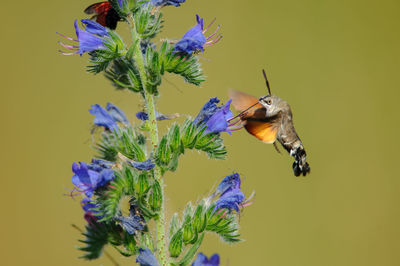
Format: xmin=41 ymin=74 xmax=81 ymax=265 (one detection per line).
xmin=81 ymin=19 xmax=108 ymax=36
xmin=144 ymin=0 xmax=186 ymax=7
xmin=106 ymin=102 xmax=130 ymax=125
xmin=205 ymin=99 xmax=233 ymax=134
xmin=192 ymin=253 xmax=220 ymax=266
xmin=136 ymin=111 xmax=178 ymax=121
xmin=81 ymin=198 xmax=100 ymax=213
xmin=71 ymin=161 xmax=114 ymax=197
xmin=58 ymin=19 xmax=109 ymax=55
xmin=213 ymin=173 xmax=253 ymax=213
xmin=117 ymin=204 xmax=146 ymax=235
xmin=136 ymin=248 xmax=159 ymax=266
xmin=129 ymin=159 xmax=156 ymax=171
xmin=118 ymin=0 xmax=123 ymax=7
xmin=89 ymin=103 xmax=130 ymax=130
xmin=215 ymin=188 xmax=245 ymax=212
xmin=174 ymin=15 xmax=221 ymax=54
xmin=194 ymin=98 xmax=237 ymax=134
xmin=193 ymin=97 xmax=220 ymax=125
xmin=216 ymin=173 xmax=241 ymax=194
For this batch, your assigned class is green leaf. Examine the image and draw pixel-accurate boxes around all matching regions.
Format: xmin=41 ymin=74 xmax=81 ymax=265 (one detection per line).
xmin=104 ymin=57 xmax=143 ymax=92
xmin=97 ymin=167 xmax=136 ymax=221
xmin=87 ymin=31 xmax=125 ymax=74
xmin=159 ymin=41 xmax=205 ymax=86
xmin=95 ymin=127 xmax=146 ymax=162
xmin=155 ymin=121 xmax=226 ymax=172
xmin=78 ymin=222 xmax=109 ymax=260
xmin=205 ymin=205 xmax=242 ymax=243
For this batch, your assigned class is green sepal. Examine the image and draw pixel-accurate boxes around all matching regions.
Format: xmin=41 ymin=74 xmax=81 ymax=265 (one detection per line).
xmin=192 ymin=200 xmax=207 ymax=233
xmin=183 ymin=202 xmax=193 ymax=225
xmin=139 ymin=232 xmax=154 ymax=251
xmin=170 ymin=213 xmax=181 ymax=237
xmin=134 ymin=3 xmax=163 ymax=39
xmin=144 ymin=44 xmax=162 ymax=94
xmin=182 ymin=222 xmax=194 ymax=244
xmin=171 ymin=233 xmax=205 ymax=266
xmin=169 ymin=229 xmax=184 ymax=258
xmin=135 ymin=172 xmax=150 ymax=196
xmin=148 ymin=180 xmax=162 ymax=212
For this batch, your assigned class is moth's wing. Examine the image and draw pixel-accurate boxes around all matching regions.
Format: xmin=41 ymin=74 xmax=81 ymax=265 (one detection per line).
xmin=244 ymin=120 xmax=278 ymax=144
xmin=229 ymin=89 xmax=264 ymax=117
xmin=84 ymin=2 xmax=107 ymax=14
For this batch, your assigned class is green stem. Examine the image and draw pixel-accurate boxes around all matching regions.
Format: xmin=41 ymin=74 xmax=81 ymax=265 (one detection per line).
xmin=128 ymin=14 xmax=168 ymax=266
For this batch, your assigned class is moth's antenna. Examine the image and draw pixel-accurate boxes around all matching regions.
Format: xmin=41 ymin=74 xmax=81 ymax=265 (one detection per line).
xmin=262 ymin=69 xmax=271 ymax=96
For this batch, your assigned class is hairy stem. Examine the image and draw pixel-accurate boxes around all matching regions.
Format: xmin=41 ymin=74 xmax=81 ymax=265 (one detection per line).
xmin=128 ymin=14 xmax=168 ymax=266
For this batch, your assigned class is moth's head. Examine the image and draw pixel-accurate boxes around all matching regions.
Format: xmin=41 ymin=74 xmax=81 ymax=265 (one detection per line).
xmin=258 ymin=69 xmax=290 ymax=117
xmin=259 ymin=95 xmax=288 ymax=116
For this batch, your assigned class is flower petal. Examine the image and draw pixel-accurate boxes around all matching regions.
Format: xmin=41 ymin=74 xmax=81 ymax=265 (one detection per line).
xmin=136 ymin=248 xmax=159 ymax=266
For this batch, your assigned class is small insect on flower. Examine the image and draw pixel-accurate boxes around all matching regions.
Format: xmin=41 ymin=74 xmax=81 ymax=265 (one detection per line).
xmin=174 ymin=15 xmax=222 ymax=55
xmin=84 ymin=1 xmax=122 ymax=30
xmin=136 ymin=248 xmax=160 ymax=266
xmin=58 ymin=19 xmax=110 ymax=55
xmin=192 ymin=253 xmax=220 ymax=266
xmin=229 ymin=70 xmax=311 ymax=176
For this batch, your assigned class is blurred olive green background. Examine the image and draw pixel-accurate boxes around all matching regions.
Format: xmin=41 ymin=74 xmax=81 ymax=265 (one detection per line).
xmin=1 ymin=0 xmax=400 ymax=265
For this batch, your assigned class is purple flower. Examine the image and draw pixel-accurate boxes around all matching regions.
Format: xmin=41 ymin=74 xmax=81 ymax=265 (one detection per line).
xmin=174 ymin=15 xmax=221 ymax=54
xmin=193 ymin=97 xmax=220 ymax=125
xmin=215 ymin=188 xmax=245 ymax=212
xmin=71 ymin=161 xmax=114 ymax=197
xmin=89 ymin=103 xmax=130 ymax=130
xmin=129 ymin=159 xmax=156 ymax=171
xmin=216 ymin=173 xmax=241 ymax=194
xmin=205 ymin=99 xmax=233 ymax=134
xmin=136 ymin=248 xmax=159 ymax=266
xmin=194 ymin=98 xmax=239 ymax=134
xmin=213 ymin=173 xmax=253 ymax=213
xmin=58 ymin=19 xmax=109 ymax=55
xmin=118 ymin=0 xmax=123 ymax=7
xmin=192 ymin=253 xmax=220 ymax=266
xmin=81 ymin=198 xmax=100 ymax=213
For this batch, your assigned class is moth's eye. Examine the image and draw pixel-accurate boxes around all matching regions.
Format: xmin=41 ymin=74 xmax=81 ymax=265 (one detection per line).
xmin=266 ymin=99 xmax=272 ymax=105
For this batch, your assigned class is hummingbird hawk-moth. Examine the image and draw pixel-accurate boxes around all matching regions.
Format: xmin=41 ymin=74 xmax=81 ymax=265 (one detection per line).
xmin=229 ymin=70 xmax=310 ymax=176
